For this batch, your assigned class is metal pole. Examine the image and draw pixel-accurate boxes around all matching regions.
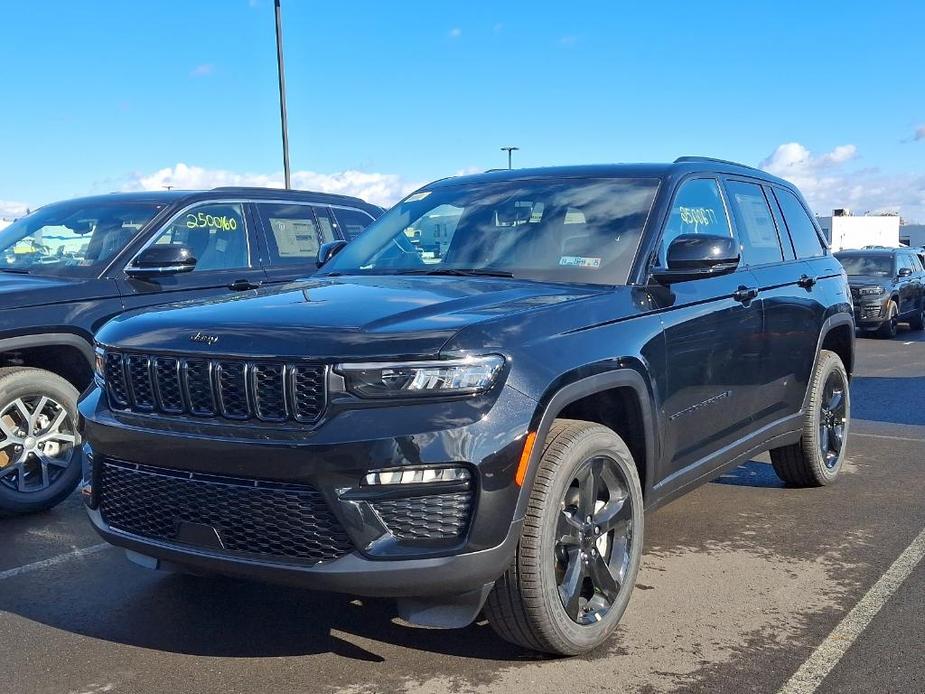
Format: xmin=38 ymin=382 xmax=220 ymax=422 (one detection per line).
xmin=501 ymin=146 xmax=519 ymax=170
xmin=275 ymin=0 xmax=291 ymax=189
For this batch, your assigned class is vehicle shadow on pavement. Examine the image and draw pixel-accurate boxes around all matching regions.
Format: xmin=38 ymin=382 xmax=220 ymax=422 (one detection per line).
xmin=850 ymin=376 xmax=925 ymax=426
xmin=0 ymin=567 xmax=540 ymax=662
xmin=712 ymin=460 xmax=786 ymax=488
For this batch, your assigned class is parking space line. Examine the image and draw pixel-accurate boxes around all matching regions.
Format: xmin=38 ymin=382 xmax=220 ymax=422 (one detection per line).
xmin=0 ymin=543 xmax=111 ymax=581
xmin=850 ymin=432 xmax=924 ymax=444
xmin=778 ymin=526 xmax=925 ymax=693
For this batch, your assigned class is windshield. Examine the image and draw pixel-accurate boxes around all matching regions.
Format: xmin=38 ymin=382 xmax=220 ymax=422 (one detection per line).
xmin=836 ymin=254 xmax=894 ymax=277
xmin=321 ymin=177 xmax=660 ymax=286
xmin=0 ymin=201 xmax=162 ymax=277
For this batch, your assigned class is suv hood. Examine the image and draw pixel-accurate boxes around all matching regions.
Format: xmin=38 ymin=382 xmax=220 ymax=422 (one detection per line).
xmin=97 ymin=275 xmax=603 ymax=360
xmin=846 ymin=275 xmax=891 ymax=289
xmin=0 ymin=272 xmax=113 ymax=309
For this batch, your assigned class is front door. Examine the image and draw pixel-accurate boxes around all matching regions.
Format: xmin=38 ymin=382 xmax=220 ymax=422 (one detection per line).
xmin=116 ymin=200 xmax=267 ymax=312
xmin=656 ymin=177 xmax=765 ymax=485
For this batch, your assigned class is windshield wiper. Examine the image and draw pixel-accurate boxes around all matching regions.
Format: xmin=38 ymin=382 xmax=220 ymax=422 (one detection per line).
xmin=0 ymin=267 xmax=30 ymax=274
xmin=397 ymin=267 xmax=515 ymax=278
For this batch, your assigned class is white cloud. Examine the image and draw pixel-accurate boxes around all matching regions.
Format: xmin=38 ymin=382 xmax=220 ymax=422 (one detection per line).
xmin=448 ymin=27 xmax=462 ymax=39
xmin=0 ymin=200 xmax=30 ymax=220
xmin=189 ymin=64 xmax=214 ymax=78
xmin=116 ymin=163 xmax=421 ymax=208
xmin=760 ymin=142 xmax=925 ymax=222
xmin=914 ymin=125 xmax=925 ymax=141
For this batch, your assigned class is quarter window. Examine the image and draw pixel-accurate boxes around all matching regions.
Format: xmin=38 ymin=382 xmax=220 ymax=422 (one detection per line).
xmin=332 ymin=207 xmax=376 ymax=241
xmin=774 ymin=188 xmax=824 ymax=259
xmin=255 ymin=203 xmax=334 ymax=266
xmin=725 ymin=181 xmax=783 ymax=266
xmin=146 ymin=203 xmax=249 ymax=271
xmin=660 ymin=178 xmax=732 ymax=264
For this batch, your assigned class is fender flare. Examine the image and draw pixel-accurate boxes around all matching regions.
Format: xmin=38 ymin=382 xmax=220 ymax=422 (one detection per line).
xmin=0 ymin=333 xmax=95 ymax=368
xmin=512 ymin=368 xmax=658 ymax=521
xmin=800 ymin=312 xmax=855 ymax=412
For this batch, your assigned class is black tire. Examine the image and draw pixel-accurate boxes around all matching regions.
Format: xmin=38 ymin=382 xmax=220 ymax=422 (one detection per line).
xmin=0 ymin=367 xmax=81 ymax=513
xmin=877 ymin=301 xmax=898 ymax=338
xmin=909 ymin=305 xmax=925 ymax=331
xmin=770 ymin=350 xmax=849 ymax=487
xmin=484 ymin=419 xmax=644 ymax=655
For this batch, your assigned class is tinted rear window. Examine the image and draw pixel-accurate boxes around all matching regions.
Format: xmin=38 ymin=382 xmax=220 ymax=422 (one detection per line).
xmin=774 ymin=188 xmax=824 ymax=259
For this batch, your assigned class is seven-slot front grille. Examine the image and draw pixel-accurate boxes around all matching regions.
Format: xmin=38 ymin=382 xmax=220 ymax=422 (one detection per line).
xmin=99 ymin=460 xmax=353 ymax=564
xmin=102 ymin=351 xmax=326 ymax=423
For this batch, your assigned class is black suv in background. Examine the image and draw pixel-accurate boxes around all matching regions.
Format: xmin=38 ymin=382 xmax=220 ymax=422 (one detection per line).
xmin=0 ymin=188 xmax=381 ymax=512
xmin=835 ymin=247 xmax=925 ymax=338
xmin=81 ymin=159 xmax=854 ymax=655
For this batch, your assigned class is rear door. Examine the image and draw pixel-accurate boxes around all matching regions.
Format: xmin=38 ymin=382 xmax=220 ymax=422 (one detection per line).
xmin=897 ymin=253 xmax=920 ymax=316
xmin=117 ymin=200 xmax=267 ymax=312
xmin=252 ymin=202 xmax=337 ymax=285
xmin=657 ymin=176 xmax=764 ymax=480
xmin=771 ymin=185 xmax=843 ymax=392
xmin=722 ymin=178 xmax=817 ymax=428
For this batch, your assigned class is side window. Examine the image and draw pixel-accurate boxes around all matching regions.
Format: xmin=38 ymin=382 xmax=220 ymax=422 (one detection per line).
xmin=659 ymin=178 xmax=733 ymax=265
xmin=725 ymin=180 xmax=783 ymax=266
xmin=774 ymin=188 xmax=824 ymax=259
xmin=146 ymin=203 xmax=249 ymax=271
xmin=255 ymin=203 xmax=333 ymax=266
xmin=332 ymin=207 xmax=376 ymax=241
xmin=911 ymin=254 xmax=924 ymax=273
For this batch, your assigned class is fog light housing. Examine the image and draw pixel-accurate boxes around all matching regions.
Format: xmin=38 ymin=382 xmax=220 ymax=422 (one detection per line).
xmin=363 ymin=465 xmax=471 ymax=486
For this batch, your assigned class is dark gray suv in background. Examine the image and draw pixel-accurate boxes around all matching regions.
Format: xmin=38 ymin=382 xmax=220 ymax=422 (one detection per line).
xmin=835 ymin=247 xmax=925 ymax=338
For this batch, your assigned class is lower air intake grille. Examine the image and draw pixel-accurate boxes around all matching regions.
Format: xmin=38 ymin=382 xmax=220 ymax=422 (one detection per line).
xmin=372 ymin=491 xmax=473 ymax=540
xmin=99 ymin=461 xmax=353 ymax=564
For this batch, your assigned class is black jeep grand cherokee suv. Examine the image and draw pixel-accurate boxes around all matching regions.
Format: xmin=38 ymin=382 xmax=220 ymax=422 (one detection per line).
xmin=80 ymin=158 xmax=854 ymax=655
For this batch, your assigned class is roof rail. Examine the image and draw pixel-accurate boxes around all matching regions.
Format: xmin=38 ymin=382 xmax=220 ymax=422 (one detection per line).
xmin=673 ymin=156 xmax=763 ymax=172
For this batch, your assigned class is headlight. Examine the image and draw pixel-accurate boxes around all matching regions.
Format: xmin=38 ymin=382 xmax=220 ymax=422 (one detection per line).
xmin=94 ymin=346 xmax=106 ymax=387
xmin=336 ymin=355 xmax=505 ymax=399
xmin=858 ymin=286 xmax=884 ymax=296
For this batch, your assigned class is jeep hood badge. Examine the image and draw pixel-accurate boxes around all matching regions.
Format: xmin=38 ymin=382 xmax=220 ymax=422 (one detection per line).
xmin=190 ymin=331 xmax=220 ymax=346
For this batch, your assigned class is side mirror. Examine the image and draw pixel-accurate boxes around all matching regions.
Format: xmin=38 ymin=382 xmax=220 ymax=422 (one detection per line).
xmin=126 ymin=244 xmax=197 ymax=279
xmin=651 ymin=234 xmax=740 ymax=284
xmin=898 ymin=267 xmax=912 ymax=278
xmin=317 ymin=240 xmax=348 ymax=268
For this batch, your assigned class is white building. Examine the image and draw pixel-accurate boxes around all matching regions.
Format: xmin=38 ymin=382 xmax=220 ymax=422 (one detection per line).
xmin=816 ymin=209 xmax=900 ymax=252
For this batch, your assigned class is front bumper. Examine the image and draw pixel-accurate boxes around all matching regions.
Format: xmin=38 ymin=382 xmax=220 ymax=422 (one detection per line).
xmin=853 ymin=300 xmax=887 ymax=329
xmin=78 ymin=384 xmax=535 ymax=598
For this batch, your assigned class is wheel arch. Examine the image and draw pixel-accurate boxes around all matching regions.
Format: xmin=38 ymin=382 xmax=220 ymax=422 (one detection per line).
xmin=514 ymin=365 xmax=658 ymax=521
xmin=0 ymin=333 xmax=95 ymax=391
xmin=801 ymin=312 xmax=855 ymax=413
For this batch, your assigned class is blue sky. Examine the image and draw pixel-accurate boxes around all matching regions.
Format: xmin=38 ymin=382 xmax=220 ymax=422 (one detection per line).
xmin=2 ymin=1 xmax=924 ymax=219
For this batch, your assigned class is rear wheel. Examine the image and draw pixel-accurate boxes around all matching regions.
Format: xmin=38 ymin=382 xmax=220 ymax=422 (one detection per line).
xmin=909 ymin=305 xmax=925 ymax=331
xmin=484 ymin=420 xmax=643 ymax=655
xmin=877 ymin=301 xmax=898 ymax=338
xmin=770 ymin=350 xmax=849 ymax=487
xmin=0 ymin=368 xmax=81 ymax=513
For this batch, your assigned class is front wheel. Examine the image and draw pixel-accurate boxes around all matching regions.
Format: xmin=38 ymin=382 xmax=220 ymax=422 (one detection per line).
xmin=484 ymin=419 xmax=644 ymax=655
xmin=770 ymin=350 xmax=849 ymax=486
xmin=877 ymin=301 xmax=898 ymax=338
xmin=0 ymin=368 xmax=81 ymax=514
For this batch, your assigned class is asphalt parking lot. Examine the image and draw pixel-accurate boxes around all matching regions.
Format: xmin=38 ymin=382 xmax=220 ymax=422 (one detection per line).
xmin=2 ymin=329 xmax=923 ymax=694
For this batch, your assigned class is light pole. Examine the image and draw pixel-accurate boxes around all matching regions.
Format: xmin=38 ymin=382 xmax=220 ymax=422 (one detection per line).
xmin=274 ymin=0 xmax=291 ymax=189
xmin=500 ymin=146 xmax=519 ymax=170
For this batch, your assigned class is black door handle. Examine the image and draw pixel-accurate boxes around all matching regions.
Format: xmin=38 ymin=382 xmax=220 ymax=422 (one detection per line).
xmin=733 ymin=286 xmax=759 ymax=303
xmin=229 ymin=279 xmax=262 ymax=291
xmin=798 ymin=274 xmax=818 ymax=289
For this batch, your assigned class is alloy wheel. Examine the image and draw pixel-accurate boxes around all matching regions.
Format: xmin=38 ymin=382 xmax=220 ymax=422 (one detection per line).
xmin=0 ymin=395 xmax=77 ymax=493
xmin=818 ymin=371 xmax=847 ymax=469
xmin=554 ymin=455 xmax=634 ymax=625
